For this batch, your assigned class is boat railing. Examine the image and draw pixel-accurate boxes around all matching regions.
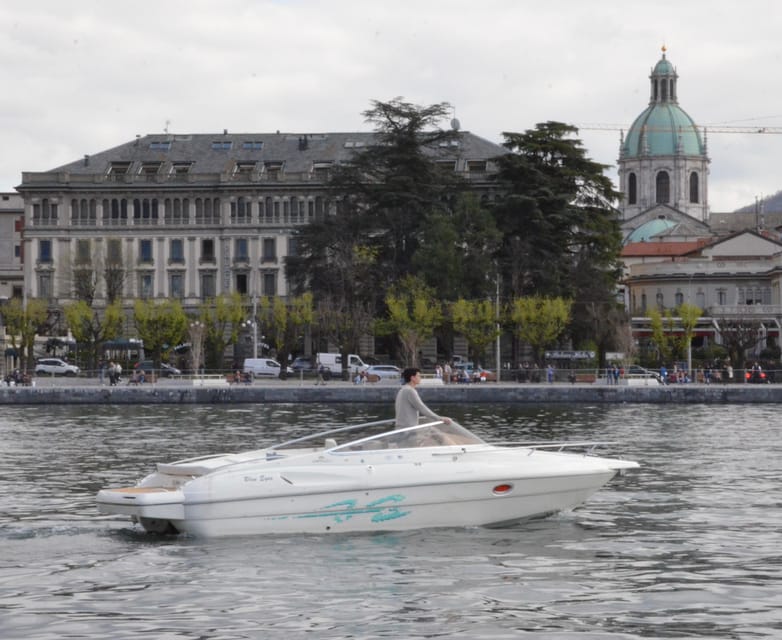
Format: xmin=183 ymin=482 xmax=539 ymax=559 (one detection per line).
xmin=326 ymin=420 xmax=444 ymax=453
xmin=267 ymin=418 xmax=397 ymax=454
xmin=330 ymin=420 xmax=487 ymax=452
xmin=490 ymin=441 xmax=621 ymax=455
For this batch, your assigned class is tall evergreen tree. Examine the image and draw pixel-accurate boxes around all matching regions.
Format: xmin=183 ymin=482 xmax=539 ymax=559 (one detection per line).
xmin=492 ymin=121 xmax=623 ymax=301
xmin=286 ymin=97 xmax=465 ymax=321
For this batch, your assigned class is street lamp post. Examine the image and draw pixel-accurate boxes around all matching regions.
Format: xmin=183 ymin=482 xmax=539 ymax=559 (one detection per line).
xmin=189 ymin=321 xmax=205 ymax=375
xmin=241 ymin=320 xmax=258 ymax=359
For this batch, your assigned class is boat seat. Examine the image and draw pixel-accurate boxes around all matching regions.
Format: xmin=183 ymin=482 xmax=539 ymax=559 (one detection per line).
xmin=324 ymin=438 xmax=337 ymax=449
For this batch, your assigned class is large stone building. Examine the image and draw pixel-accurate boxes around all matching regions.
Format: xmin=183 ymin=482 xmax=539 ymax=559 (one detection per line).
xmin=618 ymin=50 xmax=782 ymax=361
xmin=15 ymin=130 xmax=505 ymax=333
xmin=0 ymin=192 xmax=24 ymax=301
xmin=618 ymin=47 xmax=712 ymax=240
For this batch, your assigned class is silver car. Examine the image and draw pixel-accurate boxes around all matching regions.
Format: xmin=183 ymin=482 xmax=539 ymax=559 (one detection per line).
xmin=365 ymin=365 xmax=402 ymax=380
xmin=35 ymin=358 xmax=80 ymax=376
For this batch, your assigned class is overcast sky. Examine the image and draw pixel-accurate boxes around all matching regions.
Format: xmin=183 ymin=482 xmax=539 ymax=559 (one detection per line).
xmin=2 ymin=0 xmax=782 ymax=212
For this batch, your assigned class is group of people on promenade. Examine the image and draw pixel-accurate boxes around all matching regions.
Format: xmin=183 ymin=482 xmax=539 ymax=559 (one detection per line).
xmin=99 ymin=360 xmax=123 ymax=386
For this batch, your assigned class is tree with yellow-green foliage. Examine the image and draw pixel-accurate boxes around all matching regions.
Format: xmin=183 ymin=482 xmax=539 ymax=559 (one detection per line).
xmin=133 ymin=299 xmax=189 ymax=367
xmin=451 ymin=298 xmax=500 ymax=367
xmin=257 ymin=293 xmax=314 ymax=377
xmin=509 ymin=296 xmax=572 ymax=365
xmin=199 ymin=293 xmax=246 ymax=371
xmin=648 ymin=307 xmax=674 ymax=365
xmin=649 ymin=304 xmax=701 ymax=372
xmin=381 ymin=276 xmax=442 ymax=367
xmin=676 ymin=303 xmax=701 ymax=375
xmin=1 ymin=298 xmax=48 ymax=372
xmin=63 ymin=300 xmax=124 ymax=372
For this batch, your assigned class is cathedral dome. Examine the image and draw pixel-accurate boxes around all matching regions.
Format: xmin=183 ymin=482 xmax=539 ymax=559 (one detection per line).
xmin=652 ymin=56 xmax=674 ymax=75
xmin=625 ymin=217 xmax=677 ymax=243
xmin=621 ymin=49 xmax=705 ymax=158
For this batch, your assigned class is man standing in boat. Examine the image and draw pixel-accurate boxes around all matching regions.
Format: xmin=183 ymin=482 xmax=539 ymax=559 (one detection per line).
xmin=395 ymin=367 xmax=452 ymax=428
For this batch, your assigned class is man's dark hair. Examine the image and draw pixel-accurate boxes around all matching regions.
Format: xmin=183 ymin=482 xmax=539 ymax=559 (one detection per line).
xmin=402 ymin=367 xmax=420 ymax=383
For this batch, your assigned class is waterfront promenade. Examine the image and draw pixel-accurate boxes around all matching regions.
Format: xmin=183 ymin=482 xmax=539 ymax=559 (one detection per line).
xmin=1 ymin=375 xmax=781 ymax=404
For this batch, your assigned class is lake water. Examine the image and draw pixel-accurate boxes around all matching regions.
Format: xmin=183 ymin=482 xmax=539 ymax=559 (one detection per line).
xmin=1 ymin=402 xmax=781 ymax=639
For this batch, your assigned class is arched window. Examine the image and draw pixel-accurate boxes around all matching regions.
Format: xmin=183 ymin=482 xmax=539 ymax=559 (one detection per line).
xmin=689 ymin=172 xmax=699 ymax=203
xmin=628 ymin=173 xmax=637 ymax=205
xmin=656 ymin=171 xmax=670 ymax=204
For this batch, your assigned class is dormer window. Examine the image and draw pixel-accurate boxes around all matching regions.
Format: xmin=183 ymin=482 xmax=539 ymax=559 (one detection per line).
xmin=149 ymin=140 xmax=172 ymax=151
xmin=264 ymin=162 xmax=283 ymax=179
xmin=107 ymin=162 xmax=131 ymax=178
xmin=212 ymin=140 xmax=233 ymax=150
xmin=234 ymin=162 xmax=257 ymax=177
xmin=171 ymin=162 xmax=192 ymax=179
xmin=312 ymin=162 xmax=331 ymax=180
xmin=139 ymin=162 xmax=162 ymax=179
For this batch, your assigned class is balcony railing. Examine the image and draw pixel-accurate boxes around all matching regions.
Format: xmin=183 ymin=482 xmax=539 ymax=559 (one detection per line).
xmin=708 ymin=305 xmax=782 ymax=316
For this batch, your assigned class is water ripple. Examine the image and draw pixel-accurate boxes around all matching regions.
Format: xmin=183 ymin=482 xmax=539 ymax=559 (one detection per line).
xmin=1 ymin=403 xmax=781 ymax=639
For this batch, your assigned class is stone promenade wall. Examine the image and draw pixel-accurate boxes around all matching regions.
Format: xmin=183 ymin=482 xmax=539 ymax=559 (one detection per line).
xmin=0 ymin=380 xmax=780 ymax=405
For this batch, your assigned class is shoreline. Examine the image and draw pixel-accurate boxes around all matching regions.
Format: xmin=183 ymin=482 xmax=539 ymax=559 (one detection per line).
xmin=0 ymin=377 xmax=780 ymax=404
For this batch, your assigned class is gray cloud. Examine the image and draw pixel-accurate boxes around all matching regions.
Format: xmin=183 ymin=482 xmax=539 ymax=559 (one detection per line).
xmin=2 ymin=0 xmax=782 ymax=211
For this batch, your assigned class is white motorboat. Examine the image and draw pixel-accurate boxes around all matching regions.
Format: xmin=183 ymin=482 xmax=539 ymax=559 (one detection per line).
xmin=96 ymin=419 xmax=638 ymax=537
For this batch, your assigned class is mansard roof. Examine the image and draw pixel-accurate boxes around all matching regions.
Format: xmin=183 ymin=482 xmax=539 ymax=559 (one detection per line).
xmin=22 ymin=131 xmax=507 ymax=186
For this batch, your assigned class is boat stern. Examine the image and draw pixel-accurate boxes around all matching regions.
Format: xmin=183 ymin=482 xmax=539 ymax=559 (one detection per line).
xmin=96 ymin=486 xmax=185 ymax=520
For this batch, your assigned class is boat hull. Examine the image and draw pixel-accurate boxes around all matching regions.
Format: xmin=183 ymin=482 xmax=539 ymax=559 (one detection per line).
xmin=96 ymin=422 xmax=638 ymax=537
xmin=98 ymin=465 xmax=620 ymax=536
xmin=176 ymin=471 xmax=616 ymax=536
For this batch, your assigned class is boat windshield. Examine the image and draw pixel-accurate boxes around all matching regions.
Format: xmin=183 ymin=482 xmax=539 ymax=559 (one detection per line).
xmin=332 ymin=420 xmax=485 ymax=452
xmin=269 ymin=419 xmax=485 ymax=453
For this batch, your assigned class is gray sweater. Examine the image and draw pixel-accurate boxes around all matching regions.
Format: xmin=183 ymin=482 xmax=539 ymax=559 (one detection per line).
xmin=394 ymin=384 xmax=442 ymax=428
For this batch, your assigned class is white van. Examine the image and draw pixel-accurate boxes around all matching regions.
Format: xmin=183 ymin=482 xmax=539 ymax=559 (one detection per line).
xmin=243 ymin=358 xmax=293 ymax=378
xmin=316 ymin=352 xmax=369 ymax=375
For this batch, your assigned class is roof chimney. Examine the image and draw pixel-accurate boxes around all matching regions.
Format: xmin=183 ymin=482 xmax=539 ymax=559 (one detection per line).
xmin=83 ymin=155 xmax=90 ymax=167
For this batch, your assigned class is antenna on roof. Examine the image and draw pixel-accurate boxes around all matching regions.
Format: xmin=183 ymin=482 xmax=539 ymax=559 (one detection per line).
xmin=164 ymin=119 xmax=170 ymax=134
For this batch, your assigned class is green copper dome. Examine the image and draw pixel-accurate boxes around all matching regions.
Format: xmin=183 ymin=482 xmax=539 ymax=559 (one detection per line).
xmin=623 ymin=104 xmax=704 ymax=157
xmin=653 ymin=57 xmax=675 ymax=75
xmin=626 ymin=217 xmax=677 ymax=243
xmin=622 ymin=49 xmax=706 ymax=158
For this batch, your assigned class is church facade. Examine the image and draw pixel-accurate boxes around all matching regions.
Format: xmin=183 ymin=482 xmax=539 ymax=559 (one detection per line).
xmin=620 ymin=50 xmax=782 ymax=363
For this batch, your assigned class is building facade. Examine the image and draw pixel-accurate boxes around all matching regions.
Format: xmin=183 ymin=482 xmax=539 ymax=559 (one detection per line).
xmin=0 ymin=192 xmax=24 ymax=301
xmin=625 ymin=231 xmax=782 ymax=356
xmin=16 ymin=131 xmax=506 ymax=327
xmin=618 ymin=48 xmax=710 ymax=230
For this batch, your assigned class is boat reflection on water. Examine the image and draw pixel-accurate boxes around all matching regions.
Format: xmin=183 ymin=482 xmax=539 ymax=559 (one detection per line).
xmin=96 ymin=418 xmax=638 ymax=537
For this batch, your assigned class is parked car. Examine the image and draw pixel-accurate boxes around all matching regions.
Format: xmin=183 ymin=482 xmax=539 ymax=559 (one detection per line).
xmin=745 ymin=369 xmax=769 ymax=384
xmin=453 ymin=364 xmax=495 ymax=382
xmin=243 ymin=358 xmax=293 ymax=378
xmin=134 ymin=360 xmax=182 ymax=377
xmin=35 ymin=358 xmax=80 ymax=376
xmin=624 ymin=364 xmax=662 ymax=383
xmin=472 ymin=367 xmax=496 ymax=382
xmin=291 ymin=356 xmax=316 ymax=374
xmin=365 ymin=364 xmax=402 ymax=380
